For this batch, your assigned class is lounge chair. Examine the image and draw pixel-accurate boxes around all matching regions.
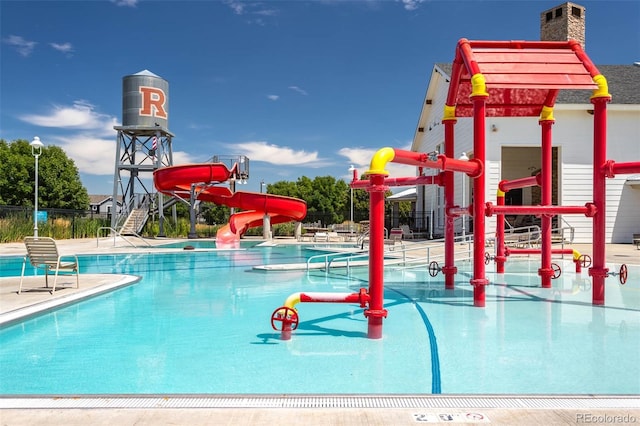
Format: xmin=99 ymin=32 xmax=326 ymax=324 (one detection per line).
xmin=19 ymin=237 xmax=80 ymax=294
xmin=314 ymin=232 xmax=329 ymax=242
xmin=384 ymin=228 xmax=403 ymax=246
xmin=327 ymin=232 xmax=343 ymax=242
xmin=400 ymin=225 xmax=414 ymax=239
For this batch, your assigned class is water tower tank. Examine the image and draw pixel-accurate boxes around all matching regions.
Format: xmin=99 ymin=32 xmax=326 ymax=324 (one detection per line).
xmin=122 ymin=70 xmax=169 ymax=128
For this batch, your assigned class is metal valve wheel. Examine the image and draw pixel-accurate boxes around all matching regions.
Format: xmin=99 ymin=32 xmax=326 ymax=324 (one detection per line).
xmin=271 ymin=306 xmax=299 ymax=331
xmin=428 ymin=261 xmax=440 ymax=277
xmin=551 ymin=262 xmax=562 ymax=279
xmin=619 ymin=264 xmax=628 ymax=285
xmin=579 ymin=254 xmax=592 ymax=268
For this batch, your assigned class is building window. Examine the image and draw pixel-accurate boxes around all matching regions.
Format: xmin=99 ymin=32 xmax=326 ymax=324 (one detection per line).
xmin=546 ymin=11 xmax=553 ymax=21
xmin=555 ymin=8 xmax=562 ymax=18
xmin=571 ymin=6 xmax=581 ymax=18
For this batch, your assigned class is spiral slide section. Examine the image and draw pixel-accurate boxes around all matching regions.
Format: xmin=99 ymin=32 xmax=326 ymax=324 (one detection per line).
xmin=153 ymin=164 xmax=307 ymax=245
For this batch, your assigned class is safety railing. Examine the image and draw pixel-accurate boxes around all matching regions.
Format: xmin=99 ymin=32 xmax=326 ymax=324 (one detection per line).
xmin=305 ymin=235 xmax=474 ymax=276
xmin=96 ymin=226 xmax=152 ymax=248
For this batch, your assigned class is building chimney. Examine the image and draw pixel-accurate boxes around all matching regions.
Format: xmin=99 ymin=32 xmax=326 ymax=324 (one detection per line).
xmin=540 ymin=2 xmax=586 ymax=49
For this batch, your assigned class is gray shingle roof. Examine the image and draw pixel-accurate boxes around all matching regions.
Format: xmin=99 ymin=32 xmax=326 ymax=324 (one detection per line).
xmin=433 ymin=63 xmax=640 ymax=105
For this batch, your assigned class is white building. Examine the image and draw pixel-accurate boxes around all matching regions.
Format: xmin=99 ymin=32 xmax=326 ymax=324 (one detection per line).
xmin=410 ymin=2 xmax=640 ymax=244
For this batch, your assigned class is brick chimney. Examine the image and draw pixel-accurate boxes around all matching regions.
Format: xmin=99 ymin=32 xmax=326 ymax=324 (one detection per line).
xmin=540 ymin=2 xmax=586 ymax=49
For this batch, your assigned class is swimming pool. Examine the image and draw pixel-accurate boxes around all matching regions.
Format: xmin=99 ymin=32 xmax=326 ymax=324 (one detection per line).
xmin=1 ymin=245 xmax=638 ymax=395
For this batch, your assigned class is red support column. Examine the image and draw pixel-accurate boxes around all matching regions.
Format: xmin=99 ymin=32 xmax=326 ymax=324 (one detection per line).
xmin=471 ymin=96 xmax=489 ymax=307
xmin=590 ymin=98 xmax=610 ymax=305
xmin=495 ymin=189 xmax=506 ymax=274
xmin=366 ymin=173 xmax=388 ymax=338
xmin=443 ymin=120 xmax=457 ymax=289
xmin=539 ymin=119 xmax=554 ymax=288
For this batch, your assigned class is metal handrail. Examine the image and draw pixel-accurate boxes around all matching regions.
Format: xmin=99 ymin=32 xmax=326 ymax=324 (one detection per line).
xmin=96 ymin=226 xmax=152 ymax=248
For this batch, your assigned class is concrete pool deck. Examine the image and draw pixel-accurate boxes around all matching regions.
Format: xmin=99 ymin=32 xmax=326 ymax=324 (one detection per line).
xmin=0 ymin=237 xmax=638 ymax=425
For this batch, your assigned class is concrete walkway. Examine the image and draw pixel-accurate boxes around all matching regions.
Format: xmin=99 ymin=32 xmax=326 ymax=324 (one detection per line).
xmin=1 ymin=237 xmax=638 ymax=425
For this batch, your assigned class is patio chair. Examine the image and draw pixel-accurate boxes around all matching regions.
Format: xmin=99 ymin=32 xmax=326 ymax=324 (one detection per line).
xmin=327 ymin=232 xmax=343 ymax=242
xmin=385 ymin=228 xmax=403 ymax=246
xmin=19 ymin=237 xmax=80 ymax=294
xmin=314 ymin=232 xmax=329 ymax=242
xmin=400 ymin=225 xmax=414 ymax=239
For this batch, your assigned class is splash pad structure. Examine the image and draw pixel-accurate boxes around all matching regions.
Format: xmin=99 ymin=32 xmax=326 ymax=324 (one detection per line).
xmin=272 ymin=38 xmax=640 ymax=340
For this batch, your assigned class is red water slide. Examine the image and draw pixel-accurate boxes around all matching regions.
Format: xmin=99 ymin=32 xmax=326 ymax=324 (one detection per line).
xmin=153 ymin=164 xmax=307 ymax=244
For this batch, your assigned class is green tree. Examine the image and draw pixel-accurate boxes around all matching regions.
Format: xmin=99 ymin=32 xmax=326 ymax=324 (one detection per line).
xmin=0 ymin=139 xmax=89 ymax=209
xmin=269 ymin=175 xmax=357 ymax=225
xmin=200 ymin=202 xmax=230 ymax=225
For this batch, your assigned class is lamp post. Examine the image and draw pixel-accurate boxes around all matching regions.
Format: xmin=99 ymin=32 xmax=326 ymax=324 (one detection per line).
xmin=260 ymin=179 xmax=266 ymax=193
xmin=459 ymin=152 xmax=469 ymax=241
xmin=30 ymin=136 xmax=44 ymax=237
xmin=348 ymin=165 xmax=356 ymax=233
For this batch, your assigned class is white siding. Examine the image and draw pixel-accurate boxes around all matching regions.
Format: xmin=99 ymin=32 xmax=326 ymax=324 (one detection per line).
xmin=561 ymin=164 xmax=593 ymax=243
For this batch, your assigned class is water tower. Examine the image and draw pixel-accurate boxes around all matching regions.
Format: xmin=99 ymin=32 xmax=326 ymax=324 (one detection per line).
xmin=111 ymin=69 xmax=174 ymax=236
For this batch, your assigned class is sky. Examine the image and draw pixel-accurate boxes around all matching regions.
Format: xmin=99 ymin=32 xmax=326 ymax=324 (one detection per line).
xmin=1 ymin=0 xmax=639 ymax=196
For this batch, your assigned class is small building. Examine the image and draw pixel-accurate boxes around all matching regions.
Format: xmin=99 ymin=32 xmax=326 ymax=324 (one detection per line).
xmin=410 ymin=2 xmax=640 ymax=244
xmin=89 ymin=194 xmax=122 ymax=217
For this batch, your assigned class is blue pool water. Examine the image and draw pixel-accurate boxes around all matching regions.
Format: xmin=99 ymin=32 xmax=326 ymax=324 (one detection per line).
xmin=1 ymin=245 xmax=639 ymax=395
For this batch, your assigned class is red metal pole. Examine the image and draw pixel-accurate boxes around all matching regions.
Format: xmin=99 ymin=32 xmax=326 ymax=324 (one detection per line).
xmin=298 ymin=292 xmax=364 ymax=304
xmin=366 ymin=173 xmax=388 ymax=338
xmin=590 ymin=97 xmax=610 ymax=305
xmin=605 ymin=160 xmax=640 ymax=177
xmin=389 ymin=149 xmax=482 ymax=177
xmin=496 ymin=189 xmax=506 ymax=274
xmin=539 ymin=119 xmax=554 ymax=288
xmin=443 ymin=120 xmax=457 ymax=289
xmin=507 ymin=248 xmax=574 ymax=256
xmin=448 ymin=206 xmax=472 ymax=217
xmin=499 ymin=174 xmax=541 ymax=192
xmin=471 ymin=96 xmax=489 ymax=306
xmin=486 ymin=204 xmax=596 ymax=217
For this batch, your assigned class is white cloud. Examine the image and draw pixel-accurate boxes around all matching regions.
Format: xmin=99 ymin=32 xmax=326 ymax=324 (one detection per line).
xmin=288 ymin=86 xmax=308 ymax=96
xmin=398 ymin=0 xmax=426 ymax=11
xmin=53 ymin=133 xmax=194 ymax=176
xmin=3 ymin=35 xmax=37 ymax=57
xmin=54 ymin=134 xmax=121 ymax=175
xmin=227 ymin=141 xmax=328 ymax=167
xmin=50 ymin=42 xmax=74 ymax=55
xmin=19 ymin=101 xmax=118 ymax=135
xmin=224 ymin=0 xmax=245 ymax=15
xmin=224 ymin=0 xmax=278 ymax=25
xmin=267 ymin=94 xmax=279 ymax=101
xmin=111 ymin=0 xmax=138 ymax=7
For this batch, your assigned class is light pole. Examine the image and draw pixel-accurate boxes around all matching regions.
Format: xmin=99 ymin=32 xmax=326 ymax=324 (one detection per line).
xmin=260 ymin=179 xmax=266 ymax=193
xmin=30 ymin=136 xmax=44 ymax=237
xmin=459 ymin=152 xmax=469 ymax=241
xmin=348 ymin=165 xmax=356 ymax=233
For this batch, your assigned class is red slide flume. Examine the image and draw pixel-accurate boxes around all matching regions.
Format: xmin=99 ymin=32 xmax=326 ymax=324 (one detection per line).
xmin=153 ymin=164 xmax=307 ymax=246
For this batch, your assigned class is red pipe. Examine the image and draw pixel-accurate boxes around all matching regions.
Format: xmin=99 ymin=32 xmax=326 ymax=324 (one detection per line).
xmin=390 ymin=149 xmax=483 ymax=178
xmin=507 ymin=248 xmax=573 ymax=256
xmin=498 ymin=174 xmax=541 ymax=193
xmin=298 ymin=292 xmax=364 ymax=304
xmin=366 ymin=173 xmax=388 ymax=338
xmin=485 ymin=203 xmax=596 ymax=217
xmin=604 ymin=160 xmax=640 ymax=178
xmin=443 ymin=121 xmax=457 ymax=289
xmin=539 ymin=119 xmax=554 ymax=288
xmin=590 ymin=97 xmax=610 ymax=305
xmin=447 ymin=206 xmax=473 ymax=217
xmin=471 ymin=95 xmax=489 ymax=307
xmin=496 ymin=190 xmax=506 ymax=273
xmin=350 ymin=174 xmax=443 ymax=189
